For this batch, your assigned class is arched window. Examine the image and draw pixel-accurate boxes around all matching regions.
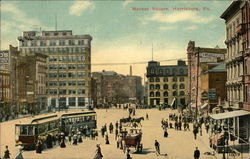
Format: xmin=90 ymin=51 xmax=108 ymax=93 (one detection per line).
xmin=156 ymin=77 xmax=160 ymax=82
xmin=172 ymin=84 xmax=177 ymax=89
xmin=164 ymin=91 xmax=168 ymax=97
xmin=150 ymin=84 xmax=154 ymax=90
xmin=172 ymin=77 xmax=177 ymax=82
xmin=179 ymin=77 xmax=184 ymax=82
xmin=159 ymin=69 xmax=163 ymax=75
xmin=179 ymin=69 xmax=184 ymax=75
xmin=180 ymin=91 xmax=185 ymax=96
xmin=149 ymin=77 xmax=154 ymax=82
xmin=165 ymin=69 xmax=170 ymax=75
xmin=156 ymin=92 xmax=160 ymax=97
xmin=163 ymin=77 xmax=168 ymax=82
xmin=173 ymin=91 xmax=177 ymax=96
xmin=164 ymin=84 xmax=168 ymax=90
xmin=150 ymin=91 xmax=154 ymax=97
xmin=155 ymin=84 xmax=160 ymax=89
xmin=180 ymin=84 xmax=185 ymax=89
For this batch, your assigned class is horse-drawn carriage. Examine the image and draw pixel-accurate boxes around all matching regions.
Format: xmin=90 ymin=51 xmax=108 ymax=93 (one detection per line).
xmin=120 ymin=116 xmax=144 ymax=127
xmin=122 ymin=129 xmax=143 ymax=152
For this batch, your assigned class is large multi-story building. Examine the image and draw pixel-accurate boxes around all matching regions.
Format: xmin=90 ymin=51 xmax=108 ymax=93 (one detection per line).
xmin=241 ymin=1 xmax=250 ymax=111
xmin=17 ymin=30 xmax=92 ymax=109
xmin=187 ymin=41 xmax=226 ymax=110
xmin=220 ymin=1 xmax=250 ymax=146
xmin=146 ymin=60 xmax=188 ymax=108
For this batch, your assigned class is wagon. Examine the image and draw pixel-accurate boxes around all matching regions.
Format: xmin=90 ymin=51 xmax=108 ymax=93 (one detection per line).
xmin=123 ymin=132 xmax=143 ymax=152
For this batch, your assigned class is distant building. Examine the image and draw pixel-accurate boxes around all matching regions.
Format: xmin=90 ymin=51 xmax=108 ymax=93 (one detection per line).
xmin=146 ymin=60 xmax=188 ymax=109
xmin=17 ymin=30 xmax=92 ymax=109
xmin=186 ymin=41 xmax=226 ymax=110
xmin=92 ymin=70 xmax=143 ymax=107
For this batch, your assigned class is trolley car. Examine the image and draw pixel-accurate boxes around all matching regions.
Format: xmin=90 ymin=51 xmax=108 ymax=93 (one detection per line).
xmin=15 ymin=114 xmax=60 ymax=150
xmin=60 ymin=111 xmax=97 ymax=136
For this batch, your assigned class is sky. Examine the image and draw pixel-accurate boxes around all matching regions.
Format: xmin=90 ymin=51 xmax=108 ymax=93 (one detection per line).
xmin=1 ymin=0 xmax=231 ymax=78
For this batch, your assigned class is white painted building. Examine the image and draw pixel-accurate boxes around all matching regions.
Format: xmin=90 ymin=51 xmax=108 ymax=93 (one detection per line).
xmin=17 ymin=30 xmax=92 ymax=109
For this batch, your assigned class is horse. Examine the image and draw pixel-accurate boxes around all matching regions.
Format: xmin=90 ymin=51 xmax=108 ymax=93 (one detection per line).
xmin=120 ymin=116 xmax=132 ymax=123
xmin=132 ymin=117 xmax=144 ymax=126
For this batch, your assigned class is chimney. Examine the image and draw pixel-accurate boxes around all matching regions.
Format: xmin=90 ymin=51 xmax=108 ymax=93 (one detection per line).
xmin=130 ymin=65 xmax=132 ymax=76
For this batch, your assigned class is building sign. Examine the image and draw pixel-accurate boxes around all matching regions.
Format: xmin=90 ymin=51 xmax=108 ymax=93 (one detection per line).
xmin=208 ymin=88 xmax=216 ymax=100
xmin=0 ymin=50 xmax=10 ymax=70
xmin=199 ymin=52 xmax=224 ymax=63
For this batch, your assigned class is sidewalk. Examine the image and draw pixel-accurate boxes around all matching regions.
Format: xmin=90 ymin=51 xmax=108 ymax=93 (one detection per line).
xmin=197 ymin=124 xmax=250 ymax=159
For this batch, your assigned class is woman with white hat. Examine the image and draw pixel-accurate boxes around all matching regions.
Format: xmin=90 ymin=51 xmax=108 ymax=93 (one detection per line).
xmin=15 ymin=141 xmax=24 ymax=159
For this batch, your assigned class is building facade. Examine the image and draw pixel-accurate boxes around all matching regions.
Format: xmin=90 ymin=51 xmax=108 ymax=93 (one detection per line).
xmin=146 ymin=60 xmax=188 ymax=108
xmin=17 ymin=30 xmax=92 ymax=109
xmin=187 ymin=41 xmax=226 ymax=110
xmin=241 ymin=1 xmax=250 ymax=111
xmin=16 ymin=53 xmax=47 ymax=114
xmin=92 ymin=71 xmax=143 ymax=107
xmin=200 ymin=63 xmax=227 ymax=111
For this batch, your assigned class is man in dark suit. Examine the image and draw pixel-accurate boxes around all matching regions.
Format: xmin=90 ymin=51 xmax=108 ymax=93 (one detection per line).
xmin=194 ymin=147 xmax=200 ymax=159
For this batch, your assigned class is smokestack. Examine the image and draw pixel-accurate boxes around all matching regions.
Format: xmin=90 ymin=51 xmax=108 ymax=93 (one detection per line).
xmin=130 ymin=65 xmax=132 ymax=76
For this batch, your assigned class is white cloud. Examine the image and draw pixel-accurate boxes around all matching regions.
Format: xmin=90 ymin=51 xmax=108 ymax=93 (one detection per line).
xmin=183 ymin=25 xmax=198 ymax=30
xmin=1 ymin=2 xmax=52 ymax=49
xmin=123 ymin=0 xmax=134 ymax=6
xmin=69 ymin=1 xmax=94 ymax=16
xmin=159 ymin=26 xmax=176 ymax=31
xmin=148 ymin=11 xmax=214 ymax=24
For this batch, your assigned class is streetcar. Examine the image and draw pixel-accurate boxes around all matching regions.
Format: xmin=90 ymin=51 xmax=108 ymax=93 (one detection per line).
xmin=15 ymin=114 xmax=60 ymax=150
xmin=60 ymin=111 xmax=97 ymax=136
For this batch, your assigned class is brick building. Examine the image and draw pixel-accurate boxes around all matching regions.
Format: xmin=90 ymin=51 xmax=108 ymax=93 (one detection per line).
xmin=16 ymin=53 xmax=47 ymax=114
xmin=187 ymin=41 xmax=226 ymax=111
xmin=200 ymin=63 xmax=227 ymax=112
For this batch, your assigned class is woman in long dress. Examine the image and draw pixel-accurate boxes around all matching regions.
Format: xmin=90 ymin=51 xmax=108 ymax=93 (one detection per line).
xmin=93 ymin=144 xmax=103 ymax=159
xmin=15 ymin=142 xmax=24 ymax=159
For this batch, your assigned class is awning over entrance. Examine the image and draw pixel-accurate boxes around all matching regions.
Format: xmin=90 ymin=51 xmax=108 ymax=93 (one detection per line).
xmin=201 ymin=103 xmax=208 ymax=110
xmin=210 ymin=110 xmax=250 ymax=120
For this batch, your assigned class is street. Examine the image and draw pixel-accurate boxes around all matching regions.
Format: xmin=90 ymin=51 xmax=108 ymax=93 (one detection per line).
xmin=0 ymin=108 xmax=218 ymax=159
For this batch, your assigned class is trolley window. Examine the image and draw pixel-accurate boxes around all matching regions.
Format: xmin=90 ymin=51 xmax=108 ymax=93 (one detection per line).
xmin=19 ymin=125 xmax=34 ymax=136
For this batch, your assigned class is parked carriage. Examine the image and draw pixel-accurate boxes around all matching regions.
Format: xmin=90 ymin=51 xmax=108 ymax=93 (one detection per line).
xmin=122 ymin=129 xmax=143 ymax=152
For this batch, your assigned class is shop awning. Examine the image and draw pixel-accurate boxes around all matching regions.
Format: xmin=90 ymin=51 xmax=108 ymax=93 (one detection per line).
xmin=201 ymin=103 xmax=208 ymax=110
xmin=210 ymin=110 xmax=250 ymax=120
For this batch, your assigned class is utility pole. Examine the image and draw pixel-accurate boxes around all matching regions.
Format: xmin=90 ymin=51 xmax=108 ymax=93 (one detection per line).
xmin=195 ymin=48 xmax=200 ymax=122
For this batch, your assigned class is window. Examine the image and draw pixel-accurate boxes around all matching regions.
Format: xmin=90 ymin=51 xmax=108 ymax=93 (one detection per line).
xmin=165 ymin=69 xmax=170 ymax=75
xmin=159 ymin=69 xmax=163 ymax=75
xmin=77 ymin=64 xmax=85 ymax=70
xmin=78 ymin=89 xmax=85 ymax=94
xmin=68 ymin=90 xmax=76 ymax=94
xmin=59 ymin=40 xmax=65 ymax=46
xmin=78 ymin=40 xmax=84 ymax=45
xmin=78 ymin=81 xmax=85 ymax=86
xmin=150 ymin=84 xmax=154 ymax=90
xmin=59 ymin=89 xmax=66 ymax=95
xmin=149 ymin=77 xmax=154 ymax=82
xmin=155 ymin=84 xmax=160 ymax=89
xmin=156 ymin=92 xmax=160 ymax=97
xmin=164 ymin=91 xmax=168 ymax=97
xmin=180 ymin=84 xmax=185 ymax=89
xmin=78 ymin=97 xmax=85 ymax=106
xmin=180 ymin=77 xmax=184 ymax=82
xmin=164 ymin=84 xmax=168 ymax=90
xmin=77 ymin=72 xmax=85 ymax=78
xmin=156 ymin=77 xmax=160 ymax=82
xmin=179 ymin=69 xmax=184 ymax=75
xmin=163 ymin=77 xmax=168 ymax=82
xmin=172 ymin=84 xmax=177 ymax=89
xmin=150 ymin=91 xmax=154 ymax=97
xmin=172 ymin=77 xmax=177 ymax=82
xmin=69 ymin=97 xmax=76 ymax=106
xmin=180 ymin=91 xmax=185 ymax=96
xmin=69 ymin=40 xmax=75 ymax=45
xmin=173 ymin=91 xmax=177 ymax=96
